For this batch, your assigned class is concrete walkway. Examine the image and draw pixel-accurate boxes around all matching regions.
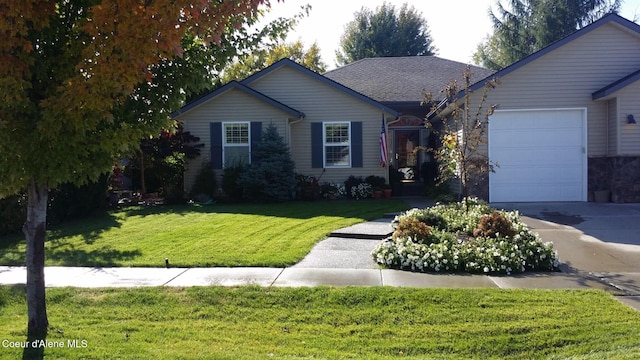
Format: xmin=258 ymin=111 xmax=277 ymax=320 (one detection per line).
xmin=0 ymin=265 xmax=621 ymax=290
xmin=1 ymin=198 xmax=639 ymax=311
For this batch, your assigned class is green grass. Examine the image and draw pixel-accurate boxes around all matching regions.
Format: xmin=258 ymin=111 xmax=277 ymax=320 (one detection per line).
xmin=0 ymin=200 xmax=407 ymax=267
xmin=1 ymin=286 xmax=639 ymax=359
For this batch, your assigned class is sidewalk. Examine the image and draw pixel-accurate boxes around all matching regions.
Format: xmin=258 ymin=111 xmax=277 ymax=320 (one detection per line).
xmin=1 ymin=197 xmax=639 ymax=311
xmin=0 ymin=265 xmax=625 ymax=291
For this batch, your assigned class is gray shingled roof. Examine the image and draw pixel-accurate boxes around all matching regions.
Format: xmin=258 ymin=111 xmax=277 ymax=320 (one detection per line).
xmin=324 ymin=56 xmax=495 ymax=103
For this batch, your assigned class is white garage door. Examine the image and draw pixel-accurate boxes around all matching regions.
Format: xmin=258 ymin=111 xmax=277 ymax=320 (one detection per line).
xmin=489 ymin=109 xmax=587 ymax=202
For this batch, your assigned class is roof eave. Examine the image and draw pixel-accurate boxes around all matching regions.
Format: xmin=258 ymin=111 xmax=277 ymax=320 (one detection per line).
xmin=469 ymin=13 xmax=640 ymax=92
xmin=171 ymin=81 xmax=305 ymax=119
xmin=592 ymin=68 xmax=640 ymax=100
xmin=243 ymin=58 xmax=400 ymax=117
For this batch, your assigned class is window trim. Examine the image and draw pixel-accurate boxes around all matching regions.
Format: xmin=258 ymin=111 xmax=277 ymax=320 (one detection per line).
xmin=222 ymin=121 xmax=251 ymax=167
xmin=322 ymin=121 xmax=351 ymax=168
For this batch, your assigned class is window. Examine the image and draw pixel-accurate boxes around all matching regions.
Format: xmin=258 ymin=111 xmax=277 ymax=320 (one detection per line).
xmin=223 ymin=122 xmax=250 ymax=166
xmin=323 ymin=122 xmax=350 ymax=167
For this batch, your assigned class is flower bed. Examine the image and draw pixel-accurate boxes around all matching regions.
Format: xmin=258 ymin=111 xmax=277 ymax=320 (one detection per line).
xmin=371 ymin=198 xmax=559 ymax=274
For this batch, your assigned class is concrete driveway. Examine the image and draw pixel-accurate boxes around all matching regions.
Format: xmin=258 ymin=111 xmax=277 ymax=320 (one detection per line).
xmin=493 ymin=202 xmax=640 ymax=302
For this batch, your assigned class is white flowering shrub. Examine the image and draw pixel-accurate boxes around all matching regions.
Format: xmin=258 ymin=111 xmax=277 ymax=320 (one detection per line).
xmin=320 ymin=182 xmax=347 ymax=199
xmin=393 ymin=198 xmax=493 ymax=234
xmin=372 ymin=198 xmax=559 ymax=274
xmin=350 ymin=183 xmax=373 ymax=200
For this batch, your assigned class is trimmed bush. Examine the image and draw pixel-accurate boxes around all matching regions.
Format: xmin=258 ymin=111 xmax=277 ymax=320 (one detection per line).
xmin=392 ymin=217 xmax=432 ymax=244
xmin=350 ymin=183 xmax=373 ymax=200
xmin=344 ymin=175 xmax=364 ymax=198
xmin=48 ymin=175 xmax=109 ymax=224
xmin=1 ymin=177 xmax=108 ymax=235
xmin=222 ymin=164 xmax=245 ymax=201
xmin=472 ymin=211 xmax=517 ymax=239
xmin=0 ymin=194 xmax=26 ymax=236
xmin=190 ymin=162 xmax=217 ymax=199
xmin=365 ymin=175 xmax=386 ymax=189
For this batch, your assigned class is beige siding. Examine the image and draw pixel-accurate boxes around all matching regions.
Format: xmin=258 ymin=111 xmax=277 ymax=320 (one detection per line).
xmin=615 ymin=83 xmax=640 ymax=154
xmin=174 ymin=88 xmax=291 ymax=193
xmin=607 ymin=98 xmax=618 ymax=155
xmin=478 ymin=22 xmax=640 ymax=156
xmin=247 ymin=66 xmax=390 ymax=184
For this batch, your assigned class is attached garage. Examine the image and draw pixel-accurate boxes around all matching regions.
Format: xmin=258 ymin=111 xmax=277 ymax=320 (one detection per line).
xmin=488 ymin=109 xmax=587 ymax=202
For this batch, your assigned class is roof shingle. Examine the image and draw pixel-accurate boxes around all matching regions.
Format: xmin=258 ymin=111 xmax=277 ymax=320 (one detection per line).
xmin=324 ymin=56 xmax=495 ymax=103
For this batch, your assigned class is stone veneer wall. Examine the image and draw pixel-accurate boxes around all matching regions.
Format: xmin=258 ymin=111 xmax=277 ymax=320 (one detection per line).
xmin=588 ymin=156 xmax=640 ymax=203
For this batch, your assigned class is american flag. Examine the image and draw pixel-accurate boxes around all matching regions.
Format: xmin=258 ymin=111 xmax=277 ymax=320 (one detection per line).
xmin=379 ymin=115 xmax=388 ymax=167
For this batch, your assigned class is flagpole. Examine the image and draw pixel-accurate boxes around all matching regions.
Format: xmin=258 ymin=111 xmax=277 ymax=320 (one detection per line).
xmin=380 ymin=113 xmax=388 ymax=168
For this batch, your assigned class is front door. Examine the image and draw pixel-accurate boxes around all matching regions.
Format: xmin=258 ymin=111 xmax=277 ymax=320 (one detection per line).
xmin=395 ymin=130 xmax=420 ymax=181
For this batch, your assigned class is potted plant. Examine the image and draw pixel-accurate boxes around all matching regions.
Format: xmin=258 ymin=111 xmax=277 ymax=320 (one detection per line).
xmin=365 ymin=175 xmax=385 ymax=199
xmin=383 ymin=184 xmax=393 ymax=198
xmin=373 ymin=188 xmax=383 ymax=199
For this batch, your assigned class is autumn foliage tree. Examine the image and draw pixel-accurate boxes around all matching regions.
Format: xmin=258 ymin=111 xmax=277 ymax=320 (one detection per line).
xmin=0 ymin=0 xmax=277 ymax=336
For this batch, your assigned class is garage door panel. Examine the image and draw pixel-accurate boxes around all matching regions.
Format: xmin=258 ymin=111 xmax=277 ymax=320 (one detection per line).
xmin=491 ymin=184 xmax=583 ymax=202
xmin=495 ymin=148 xmax=583 ymax=166
xmin=489 ymin=109 xmax=586 ymax=202
xmin=490 ymin=113 xmax=582 ymax=130
xmin=493 ymin=166 xmax=583 ymax=183
xmin=491 ymin=129 xmax=583 ymax=148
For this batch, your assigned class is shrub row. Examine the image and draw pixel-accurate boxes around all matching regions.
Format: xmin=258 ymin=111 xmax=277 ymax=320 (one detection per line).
xmin=0 ymin=175 xmax=109 ymax=236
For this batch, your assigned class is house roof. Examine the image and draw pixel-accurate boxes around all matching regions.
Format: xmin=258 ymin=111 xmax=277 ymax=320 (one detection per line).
xmin=592 ymin=68 xmax=640 ymax=100
xmin=470 ymin=13 xmax=640 ymax=92
xmin=323 ymin=56 xmax=495 ymax=103
xmin=171 ymin=80 xmax=305 ymax=119
xmin=241 ymin=58 xmax=400 ymax=117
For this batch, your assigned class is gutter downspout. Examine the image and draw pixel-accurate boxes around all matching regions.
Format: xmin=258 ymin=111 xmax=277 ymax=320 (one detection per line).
xmin=287 ymin=115 xmax=305 ymax=150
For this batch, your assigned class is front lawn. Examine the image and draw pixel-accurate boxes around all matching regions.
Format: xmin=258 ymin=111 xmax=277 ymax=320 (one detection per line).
xmin=1 ymin=286 xmax=639 ymax=359
xmin=0 ymin=200 xmax=407 ymax=267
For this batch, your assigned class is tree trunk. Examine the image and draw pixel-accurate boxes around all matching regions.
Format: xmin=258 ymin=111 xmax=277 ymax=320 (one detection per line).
xmin=23 ymin=179 xmax=49 ymax=336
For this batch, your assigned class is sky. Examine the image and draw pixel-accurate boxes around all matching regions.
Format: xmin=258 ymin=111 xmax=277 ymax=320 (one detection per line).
xmin=262 ymin=0 xmax=640 ymax=70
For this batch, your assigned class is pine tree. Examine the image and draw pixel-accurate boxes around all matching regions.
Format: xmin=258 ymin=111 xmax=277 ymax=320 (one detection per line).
xmin=238 ymin=124 xmax=297 ymax=202
xmin=474 ymin=0 xmax=620 ymax=70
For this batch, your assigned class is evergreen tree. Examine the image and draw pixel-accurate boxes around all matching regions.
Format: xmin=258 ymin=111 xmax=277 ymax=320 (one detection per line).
xmin=238 ymin=124 xmax=297 ymax=202
xmin=336 ymin=2 xmax=436 ymax=66
xmin=474 ymin=0 xmax=620 ymax=70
